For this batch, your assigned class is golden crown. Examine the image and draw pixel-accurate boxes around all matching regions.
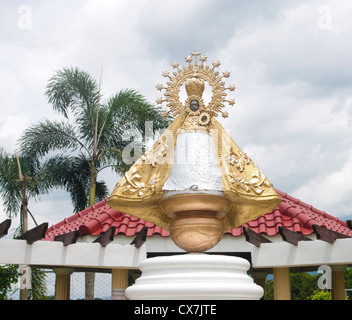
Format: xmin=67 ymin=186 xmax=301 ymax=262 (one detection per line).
xmin=156 ymin=50 xmax=236 ymax=120
xmin=185 ymin=77 xmax=205 ymax=98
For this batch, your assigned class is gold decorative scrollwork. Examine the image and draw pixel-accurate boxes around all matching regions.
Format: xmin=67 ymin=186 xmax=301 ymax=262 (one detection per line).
xmin=140 ymin=135 xmax=169 ymax=167
xmin=117 ymin=167 xmax=161 ymax=197
xmin=227 ymin=148 xmax=251 ymax=172
xmin=227 ymin=169 xmax=272 ymax=195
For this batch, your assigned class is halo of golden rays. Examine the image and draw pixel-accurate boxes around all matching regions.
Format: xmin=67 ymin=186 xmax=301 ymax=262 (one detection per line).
xmin=156 ymin=50 xmax=236 ymax=119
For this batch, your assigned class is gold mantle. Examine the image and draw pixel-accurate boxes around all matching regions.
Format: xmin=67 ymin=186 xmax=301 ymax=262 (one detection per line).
xmin=107 ymin=51 xmax=281 ymax=238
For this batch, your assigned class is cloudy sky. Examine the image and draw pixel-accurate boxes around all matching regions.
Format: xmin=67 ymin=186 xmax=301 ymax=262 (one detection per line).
xmin=1 ymin=0 xmax=352 ymax=233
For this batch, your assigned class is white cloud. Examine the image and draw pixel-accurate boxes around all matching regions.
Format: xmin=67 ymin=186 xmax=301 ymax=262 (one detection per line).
xmin=28 ymin=190 xmax=75 ymax=228
xmin=0 ymin=114 xmax=31 ymax=152
xmin=293 ymin=151 xmax=352 ymax=218
xmin=1 ymin=0 xmax=352 ymax=228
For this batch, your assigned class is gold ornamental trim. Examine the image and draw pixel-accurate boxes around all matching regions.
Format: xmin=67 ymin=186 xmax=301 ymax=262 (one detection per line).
xmin=160 ymin=193 xmax=232 ymax=218
xmin=156 ymin=50 xmax=236 ymax=120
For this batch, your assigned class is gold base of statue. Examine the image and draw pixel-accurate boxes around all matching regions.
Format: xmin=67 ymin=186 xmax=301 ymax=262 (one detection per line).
xmin=161 ymin=194 xmax=231 ymax=252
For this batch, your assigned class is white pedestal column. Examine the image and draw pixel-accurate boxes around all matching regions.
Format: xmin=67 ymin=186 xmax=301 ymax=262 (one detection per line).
xmin=125 ymin=253 xmax=263 ymax=300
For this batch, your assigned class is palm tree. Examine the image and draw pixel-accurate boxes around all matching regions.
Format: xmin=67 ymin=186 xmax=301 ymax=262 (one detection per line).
xmin=0 ymin=147 xmax=62 ymax=299
xmin=19 ymin=66 xmax=170 ymax=299
xmin=0 ymin=147 xmax=64 ymax=236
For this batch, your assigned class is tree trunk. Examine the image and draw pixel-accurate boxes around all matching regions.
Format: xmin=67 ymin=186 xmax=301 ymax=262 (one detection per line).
xmin=88 ymin=168 xmax=97 ymax=207
xmin=20 ymin=191 xmax=29 ymax=300
xmin=85 ymin=272 xmax=95 ymax=300
xmin=21 ymin=176 xmax=28 ymax=236
xmin=20 ymin=203 xmax=28 ymax=238
xmin=20 ymin=287 xmax=29 ymax=301
xmin=85 ymin=166 xmax=97 ymax=300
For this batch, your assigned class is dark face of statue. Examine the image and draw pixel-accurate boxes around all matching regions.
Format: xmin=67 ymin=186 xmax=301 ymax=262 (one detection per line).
xmin=190 ymin=99 xmax=199 ymax=111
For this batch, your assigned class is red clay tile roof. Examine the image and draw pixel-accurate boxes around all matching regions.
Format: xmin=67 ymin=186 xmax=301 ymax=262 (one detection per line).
xmin=43 ymin=189 xmax=352 ymax=241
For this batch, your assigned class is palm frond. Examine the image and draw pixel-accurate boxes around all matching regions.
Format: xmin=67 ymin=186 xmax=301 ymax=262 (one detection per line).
xmin=0 ymin=148 xmax=23 ymax=216
xmin=97 ymin=146 xmax=130 ymax=174
xmin=28 ymin=268 xmax=47 ymax=300
xmin=26 ymin=155 xmax=73 ymax=200
xmin=18 ymin=119 xmax=88 ymax=158
xmin=45 ymin=67 xmax=100 ymax=142
xmin=96 ymin=89 xmax=171 ymax=173
xmin=45 ymin=67 xmax=99 ymax=117
xmin=13 ymin=69 xmax=170 ymax=217
xmin=95 ymin=180 xmax=108 ymax=203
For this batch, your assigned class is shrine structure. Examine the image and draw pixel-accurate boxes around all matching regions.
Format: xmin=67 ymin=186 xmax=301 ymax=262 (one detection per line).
xmin=1 ymin=52 xmax=352 ymax=300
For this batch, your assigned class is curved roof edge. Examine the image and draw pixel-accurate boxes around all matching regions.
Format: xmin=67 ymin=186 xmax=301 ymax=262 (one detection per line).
xmin=44 ymin=189 xmax=352 ymax=241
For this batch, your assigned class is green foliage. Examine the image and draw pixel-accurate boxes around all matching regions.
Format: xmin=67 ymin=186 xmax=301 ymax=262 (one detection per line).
xmin=266 ymin=269 xmax=352 ymax=300
xmin=266 ymin=278 xmax=274 ymax=300
xmin=0 ymin=265 xmax=48 ymax=300
xmin=266 ymin=273 xmax=319 ymax=300
xmin=0 ymin=264 xmax=18 ymax=300
xmin=19 ymin=67 xmax=171 ymax=211
xmin=28 ymin=268 xmax=47 ymax=300
xmin=290 ymin=272 xmax=320 ymax=300
xmin=309 ymin=290 xmax=331 ymax=300
xmin=2 ymin=67 xmax=170 ymax=300
xmin=0 ymin=148 xmax=22 ymax=216
xmin=344 ymin=267 xmax=352 ymax=300
xmin=0 ymin=147 xmax=63 ymax=223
